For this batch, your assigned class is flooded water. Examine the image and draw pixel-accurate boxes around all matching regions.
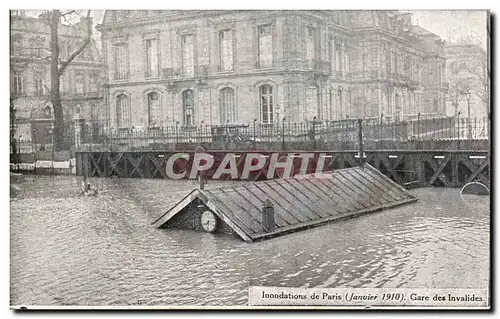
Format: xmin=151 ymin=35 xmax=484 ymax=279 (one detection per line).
xmin=10 ymin=175 xmax=490 ymax=306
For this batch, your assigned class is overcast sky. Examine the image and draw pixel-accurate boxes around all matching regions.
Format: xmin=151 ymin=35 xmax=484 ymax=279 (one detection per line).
xmin=410 ymin=10 xmax=488 ymax=48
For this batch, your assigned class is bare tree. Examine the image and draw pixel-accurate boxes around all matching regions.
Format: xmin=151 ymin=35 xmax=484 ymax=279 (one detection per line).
xmin=447 ymin=82 xmax=464 ymax=119
xmin=11 ymin=10 xmax=94 ymax=151
xmin=448 ymin=37 xmax=489 ymax=119
xmin=46 ymin=10 xmax=93 ymax=151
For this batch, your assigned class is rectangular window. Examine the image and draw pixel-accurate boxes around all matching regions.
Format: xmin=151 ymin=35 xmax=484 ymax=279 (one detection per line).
xmin=329 ymin=88 xmax=335 ymax=119
xmin=416 ymin=63 xmax=420 ymax=82
xmin=76 ymin=74 xmax=85 ymax=93
xmin=113 ymin=43 xmax=128 ymax=80
xmin=404 ymin=56 xmax=410 ymax=78
xmin=220 ymin=88 xmax=236 ymax=123
xmin=306 ymin=26 xmax=315 ymax=61
xmin=219 ymin=30 xmax=234 ymax=71
xmin=392 ymin=51 xmax=397 ymax=75
xmin=90 ymin=103 xmax=98 ymax=121
xmin=89 ymin=73 xmax=98 ymax=92
xmin=399 ymin=54 xmax=404 ymax=75
xmin=145 ymin=38 xmax=159 ymax=77
xmin=258 ymin=24 xmax=273 ymax=68
xmin=12 ymin=38 xmax=23 ymax=56
xmin=328 ymin=37 xmax=334 ymax=72
xmin=30 ymin=41 xmax=40 ymax=57
xmin=28 ymin=36 xmax=45 ymax=58
xmin=147 ymin=92 xmax=161 ymax=126
xmin=344 ymin=45 xmax=349 ymax=73
xmin=34 ymin=74 xmax=44 ymax=96
xmin=306 ymin=87 xmax=319 ymax=119
xmin=12 ymin=72 xmax=23 ymax=96
xmin=116 ymin=94 xmax=130 ymax=128
xmin=59 ymin=40 xmax=66 ymax=60
xmin=260 ymin=85 xmax=273 ymax=123
xmin=411 ymin=59 xmax=416 ymax=81
xmin=182 ymin=34 xmax=195 ymax=77
xmin=437 ymin=63 xmax=442 ymax=86
xmin=335 ymin=40 xmax=342 ymax=72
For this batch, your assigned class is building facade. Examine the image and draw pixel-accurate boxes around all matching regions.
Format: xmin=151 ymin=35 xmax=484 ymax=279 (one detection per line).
xmin=98 ymin=10 xmax=447 ymax=130
xmin=10 ymin=10 xmax=104 ymax=142
xmin=444 ymin=42 xmax=488 ymax=118
xmin=348 ymin=12 xmax=448 ymax=121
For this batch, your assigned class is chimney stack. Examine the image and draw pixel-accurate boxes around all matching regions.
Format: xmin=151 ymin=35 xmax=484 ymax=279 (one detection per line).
xmin=261 ymin=199 xmax=275 ymax=233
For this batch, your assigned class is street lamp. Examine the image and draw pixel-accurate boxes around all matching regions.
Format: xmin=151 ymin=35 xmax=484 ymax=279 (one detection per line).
xmin=463 ymin=90 xmax=472 ymax=139
xmin=10 ymin=98 xmax=18 ymax=168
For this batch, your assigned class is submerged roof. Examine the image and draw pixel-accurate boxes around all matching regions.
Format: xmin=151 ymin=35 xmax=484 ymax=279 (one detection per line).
xmin=153 ymin=164 xmax=418 ymax=242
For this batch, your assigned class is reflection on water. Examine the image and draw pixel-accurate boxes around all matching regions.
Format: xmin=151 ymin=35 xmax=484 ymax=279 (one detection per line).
xmin=10 ymin=176 xmax=490 ymax=306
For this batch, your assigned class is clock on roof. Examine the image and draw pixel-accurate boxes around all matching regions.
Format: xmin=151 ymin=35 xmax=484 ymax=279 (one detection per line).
xmin=200 ymin=210 xmax=218 ymax=233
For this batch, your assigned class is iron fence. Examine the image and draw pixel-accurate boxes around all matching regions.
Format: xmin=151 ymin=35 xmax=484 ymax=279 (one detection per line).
xmin=94 ymin=116 xmax=487 ymax=149
xmin=10 ymin=116 xmax=489 ymax=165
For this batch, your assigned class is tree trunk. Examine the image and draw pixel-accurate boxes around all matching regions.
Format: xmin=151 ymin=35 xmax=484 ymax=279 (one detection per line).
xmin=49 ymin=10 xmax=65 ymax=151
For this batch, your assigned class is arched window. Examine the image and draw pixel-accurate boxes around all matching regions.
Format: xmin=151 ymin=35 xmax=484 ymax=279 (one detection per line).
xmin=147 ymin=91 xmax=161 ymax=126
xmin=337 ymin=87 xmax=344 ymax=119
xmin=34 ymin=72 xmax=44 ymax=96
xmin=89 ymin=73 xmax=98 ymax=92
xmin=260 ymin=84 xmax=273 ymax=124
xmin=29 ymin=36 xmax=44 ymax=57
xmin=366 ymin=88 xmax=373 ymax=117
xmin=90 ymin=103 xmax=98 ymax=121
xmin=116 ymin=93 xmax=130 ymax=128
xmin=182 ymin=89 xmax=195 ymax=126
xmin=11 ymin=36 xmax=23 ymax=56
xmin=328 ymin=88 xmax=334 ymax=120
xmin=44 ymin=106 xmax=51 ymax=118
xmin=306 ymin=86 xmax=319 ymax=119
xmin=219 ymin=87 xmax=236 ymax=123
xmin=395 ymin=93 xmax=401 ymax=120
xmin=433 ymin=98 xmax=438 ymax=113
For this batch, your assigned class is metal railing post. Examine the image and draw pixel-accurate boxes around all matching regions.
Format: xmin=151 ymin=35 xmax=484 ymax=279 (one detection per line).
xmin=225 ymin=120 xmax=230 ymax=150
xmin=358 ymin=118 xmax=364 ymax=168
xmin=380 ymin=113 xmax=384 ymax=143
xmin=312 ymin=116 xmax=317 ymax=150
xmin=417 ymin=112 xmax=421 ymax=139
xmin=175 ymin=121 xmax=179 ymax=149
xmin=253 ymin=119 xmax=257 ymax=150
xmin=282 ymin=117 xmax=286 ymax=151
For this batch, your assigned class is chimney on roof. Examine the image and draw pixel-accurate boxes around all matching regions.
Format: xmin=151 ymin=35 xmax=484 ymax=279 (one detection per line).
xmin=261 ymin=199 xmax=275 ymax=233
xmin=401 ymin=13 xmax=412 ymax=26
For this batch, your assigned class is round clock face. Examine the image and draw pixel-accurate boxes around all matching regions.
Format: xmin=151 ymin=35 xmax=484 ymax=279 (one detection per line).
xmin=201 ymin=210 xmax=218 ymax=233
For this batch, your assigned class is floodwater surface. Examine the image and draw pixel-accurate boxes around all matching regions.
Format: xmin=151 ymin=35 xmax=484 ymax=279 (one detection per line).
xmin=10 ymin=176 xmax=490 ymax=306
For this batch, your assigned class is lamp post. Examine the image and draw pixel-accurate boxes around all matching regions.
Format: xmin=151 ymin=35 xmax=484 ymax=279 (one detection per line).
xmin=10 ymin=99 xmax=18 ymax=167
xmin=465 ymin=90 xmax=472 ymax=139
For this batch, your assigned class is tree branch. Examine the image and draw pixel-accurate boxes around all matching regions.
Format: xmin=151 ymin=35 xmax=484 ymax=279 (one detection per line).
xmin=57 ymin=10 xmax=91 ymax=76
xmin=60 ymin=10 xmax=76 ymax=18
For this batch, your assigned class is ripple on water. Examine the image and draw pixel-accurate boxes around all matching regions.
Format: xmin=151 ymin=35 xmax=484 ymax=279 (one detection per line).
xmin=10 ymin=179 xmax=490 ymax=306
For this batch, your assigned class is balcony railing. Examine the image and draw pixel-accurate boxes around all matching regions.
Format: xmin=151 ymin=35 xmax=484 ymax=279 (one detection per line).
xmin=303 ymin=59 xmax=331 ymax=73
xmin=61 ymin=91 xmax=102 ymax=99
xmin=162 ymin=66 xmax=209 ymax=80
xmin=160 ymin=59 xmax=346 ymax=78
